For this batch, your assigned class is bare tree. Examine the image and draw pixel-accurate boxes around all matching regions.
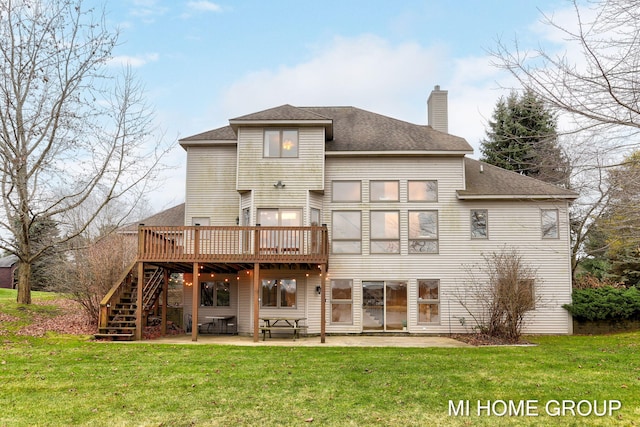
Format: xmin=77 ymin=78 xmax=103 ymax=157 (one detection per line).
xmin=0 ymin=0 xmax=167 ymax=304
xmin=456 ymin=248 xmax=540 ymax=342
xmin=54 ymin=233 xmax=137 ymax=324
xmin=492 ymin=0 xmax=640 ymax=139
xmin=491 ymin=1 xmax=640 ymax=277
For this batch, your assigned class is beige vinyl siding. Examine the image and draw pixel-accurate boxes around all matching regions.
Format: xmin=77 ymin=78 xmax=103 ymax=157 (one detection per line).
xmin=234 ymin=271 xmax=318 ymax=335
xmin=185 ymin=145 xmax=239 ymax=225
xmin=324 ymin=156 xmax=572 ymax=335
xmin=183 ymin=277 xmax=239 ymax=328
xmin=236 ymin=127 xmax=324 ymax=193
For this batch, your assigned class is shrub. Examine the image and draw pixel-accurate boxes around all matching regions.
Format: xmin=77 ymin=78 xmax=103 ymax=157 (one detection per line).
xmin=563 ymin=286 xmax=640 ymax=321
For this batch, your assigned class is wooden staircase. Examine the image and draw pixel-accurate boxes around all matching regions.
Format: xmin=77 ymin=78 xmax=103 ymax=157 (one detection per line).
xmin=95 ymin=263 xmax=165 ymax=341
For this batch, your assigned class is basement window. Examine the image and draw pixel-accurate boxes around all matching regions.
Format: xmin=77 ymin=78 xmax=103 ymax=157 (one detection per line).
xmin=261 ymin=279 xmax=297 ymax=308
xmin=200 ymin=281 xmax=231 ymax=307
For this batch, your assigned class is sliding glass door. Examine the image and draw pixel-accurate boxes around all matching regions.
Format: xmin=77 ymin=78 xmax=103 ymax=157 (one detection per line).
xmin=362 ymin=281 xmax=407 ymax=331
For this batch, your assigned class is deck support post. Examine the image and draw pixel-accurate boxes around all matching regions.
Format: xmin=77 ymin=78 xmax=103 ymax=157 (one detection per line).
xmin=161 ymin=268 xmax=168 ymax=336
xmin=135 ymin=262 xmax=144 ymax=340
xmin=320 ymin=264 xmax=326 ymax=343
xmin=253 ymin=263 xmax=260 ymax=342
xmin=192 ymin=262 xmax=200 ymax=342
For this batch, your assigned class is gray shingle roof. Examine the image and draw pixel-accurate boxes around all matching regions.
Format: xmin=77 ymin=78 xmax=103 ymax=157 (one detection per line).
xmin=181 ymin=104 xmax=472 ymax=153
xmin=180 ymin=126 xmax=236 ymax=142
xmin=303 ymin=106 xmax=471 ymax=152
xmin=459 ymin=158 xmax=578 ymax=199
xmin=231 ymin=104 xmax=331 ymax=121
xmin=119 ymin=203 xmax=185 ymax=233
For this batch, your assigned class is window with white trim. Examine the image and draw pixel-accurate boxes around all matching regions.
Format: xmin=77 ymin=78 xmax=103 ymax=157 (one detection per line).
xmin=264 ymin=129 xmax=298 ymax=158
xmin=332 ymin=211 xmax=361 ymax=254
xmin=330 ymin=279 xmax=353 ymax=324
xmin=370 ymin=181 xmax=399 ymax=202
xmin=541 ymin=209 xmax=559 ymax=239
xmin=332 ymin=181 xmax=361 ymax=202
xmin=370 ymin=211 xmax=400 ymax=253
xmin=261 ymin=279 xmax=297 ymax=308
xmin=409 ymin=211 xmax=438 ymax=253
xmin=471 ymin=209 xmax=488 ymax=239
xmin=417 ymin=279 xmax=439 ymax=323
xmin=408 ymin=180 xmax=438 ymax=202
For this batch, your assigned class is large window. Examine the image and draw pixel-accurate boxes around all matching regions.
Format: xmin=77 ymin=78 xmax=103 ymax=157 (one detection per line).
xmin=408 ymin=180 xmax=438 ymax=202
xmin=330 ymin=279 xmax=353 ymax=324
xmin=332 ymin=211 xmax=361 ymax=253
xmin=332 ymin=181 xmax=361 ymax=202
xmin=417 ymin=279 xmax=439 ymax=323
xmin=200 ymin=281 xmax=231 ymax=307
xmin=261 ymin=279 xmax=297 ymax=308
xmin=257 ymin=209 xmax=302 ymax=252
xmin=409 ymin=211 xmax=438 ymax=253
xmin=264 ymin=129 xmax=298 ymax=158
xmin=370 ymin=211 xmax=400 ymax=253
xmin=370 ymin=181 xmax=399 ymax=202
xmin=541 ymin=209 xmax=559 ymax=239
xmin=471 ymin=209 xmax=488 ymax=239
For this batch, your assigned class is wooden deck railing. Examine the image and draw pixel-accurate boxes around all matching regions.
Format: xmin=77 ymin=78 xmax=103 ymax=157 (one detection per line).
xmin=137 ymin=225 xmax=329 ymax=264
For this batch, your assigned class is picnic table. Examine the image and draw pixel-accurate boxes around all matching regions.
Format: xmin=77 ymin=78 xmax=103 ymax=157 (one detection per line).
xmin=259 ymin=317 xmax=307 ymax=341
xmin=204 ymin=315 xmax=236 ymax=334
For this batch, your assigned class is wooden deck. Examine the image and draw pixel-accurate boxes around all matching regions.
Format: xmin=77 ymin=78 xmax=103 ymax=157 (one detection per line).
xmin=137 ymin=225 xmax=329 ymax=272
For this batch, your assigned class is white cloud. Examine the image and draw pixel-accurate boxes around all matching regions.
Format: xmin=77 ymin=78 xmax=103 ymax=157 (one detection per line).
xmin=130 ymin=0 xmax=169 ymax=23
xmin=218 ymin=35 xmax=449 ymax=123
xmin=187 ymin=1 xmax=222 ymax=13
xmin=214 ymin=34 xmax=509 ymax=157
xmin=108 ymin=53 xmax=159 ymax=68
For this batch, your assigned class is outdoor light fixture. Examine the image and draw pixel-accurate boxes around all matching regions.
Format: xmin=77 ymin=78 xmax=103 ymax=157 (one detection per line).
xmin=315 ymin=285 xmax=322 ymax=295
xmin=273 ymin=180 xmax=285 ymax=189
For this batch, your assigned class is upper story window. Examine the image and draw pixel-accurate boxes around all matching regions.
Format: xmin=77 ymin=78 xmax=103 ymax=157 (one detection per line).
xmin=408 ymin=180 xmax=438 ymax=202
xmin=332 ymin=211 xmax=361 ymax=254
xmin=332 ymin=181 xmax=361 ymax=202
xmin=541 ymin=209 xmax=559 ymax=239
xmin=409 ymin=211 xmax=438 ymax=253
xmin=264 ymin=129 xmax=298 ymax=158
xmin=471 ymin=209 xmax=488 ymax=239
xmin=370 ymin=211 xmax=400 ymax=254
xmin=370 ymin=181 xmax=399 ymax=202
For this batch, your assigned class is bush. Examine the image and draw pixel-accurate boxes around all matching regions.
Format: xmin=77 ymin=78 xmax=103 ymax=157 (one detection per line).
xmin=563 ymin=286 xmax=640 ymax=321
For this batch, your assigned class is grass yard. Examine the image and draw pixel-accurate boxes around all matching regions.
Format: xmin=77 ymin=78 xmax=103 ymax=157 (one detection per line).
xmin=1 ymin=289 xmax=639 ymax=426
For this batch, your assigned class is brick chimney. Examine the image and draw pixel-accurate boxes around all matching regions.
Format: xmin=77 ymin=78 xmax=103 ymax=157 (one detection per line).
xmin=427 ymin=85 xmax=448 ymax=133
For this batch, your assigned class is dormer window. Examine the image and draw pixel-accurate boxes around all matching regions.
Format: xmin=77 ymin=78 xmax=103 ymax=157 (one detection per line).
xmin=264 ymin=129 xmax=298 ymax=158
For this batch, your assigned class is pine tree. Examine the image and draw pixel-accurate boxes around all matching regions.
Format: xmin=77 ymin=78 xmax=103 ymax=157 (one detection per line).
xmin=480 ymin=89 xmax=570 ymax=187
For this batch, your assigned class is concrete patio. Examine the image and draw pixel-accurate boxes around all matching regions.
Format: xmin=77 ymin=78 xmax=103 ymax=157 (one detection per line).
xmin=125 ymin=334 xmax=471 ymax=347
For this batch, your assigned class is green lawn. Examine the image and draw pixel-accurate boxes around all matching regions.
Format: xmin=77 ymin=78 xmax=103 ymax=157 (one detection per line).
xmin=1 ymin=288 xmax=638 ymax=426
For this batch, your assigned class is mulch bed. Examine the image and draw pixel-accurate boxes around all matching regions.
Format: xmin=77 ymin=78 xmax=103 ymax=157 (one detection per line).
xmin=452 ymin=333 xmax=533 ymax=346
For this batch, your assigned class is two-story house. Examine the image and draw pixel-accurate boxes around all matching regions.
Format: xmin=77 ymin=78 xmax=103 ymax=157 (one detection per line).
xmin=99 ymin=86 xmax=577 ymax=341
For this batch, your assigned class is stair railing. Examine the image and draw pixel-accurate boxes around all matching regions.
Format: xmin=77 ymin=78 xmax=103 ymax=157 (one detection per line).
xmin=99 ymin=261 xmax=138 ymax=329
xmin=142 ymin=267 xmax=165 ymax=312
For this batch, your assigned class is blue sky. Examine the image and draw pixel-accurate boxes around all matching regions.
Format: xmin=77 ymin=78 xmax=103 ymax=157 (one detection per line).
xmin=101 ymin=0 xmax=573 ymax=212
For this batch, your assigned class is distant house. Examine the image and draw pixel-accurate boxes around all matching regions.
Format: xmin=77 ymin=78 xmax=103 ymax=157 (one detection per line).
xmin=0 ymin=255 xmax=18 ymax=289
xmin=99 ymin=86 xmax=578 ymax=341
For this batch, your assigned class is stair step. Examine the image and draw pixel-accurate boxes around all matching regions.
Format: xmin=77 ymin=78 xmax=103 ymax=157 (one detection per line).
xmin=94 ymin=333 xmax=135 ymax=341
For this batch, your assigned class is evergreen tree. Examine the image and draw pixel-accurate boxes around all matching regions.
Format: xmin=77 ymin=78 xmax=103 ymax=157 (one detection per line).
xmin=480 ymin=89 xmax=570 ymax=187
xmin=12 ymin=218 xmax=65 ymax=291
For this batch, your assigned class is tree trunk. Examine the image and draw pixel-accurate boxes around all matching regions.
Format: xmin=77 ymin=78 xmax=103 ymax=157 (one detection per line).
xmin=16 ymin=260 xmax=32 ymax=304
